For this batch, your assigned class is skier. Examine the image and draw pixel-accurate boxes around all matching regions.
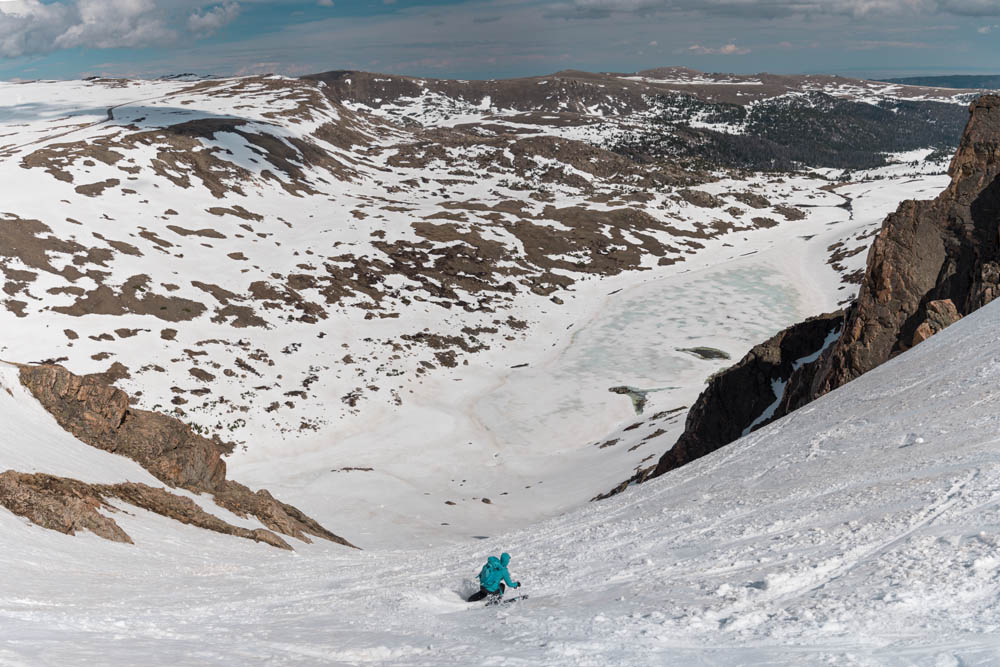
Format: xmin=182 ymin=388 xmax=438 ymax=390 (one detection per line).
xmin=467 ymin=552 xmax=520 ymax=604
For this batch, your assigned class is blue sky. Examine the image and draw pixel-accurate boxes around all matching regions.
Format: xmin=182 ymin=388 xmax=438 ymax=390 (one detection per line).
xmin=0 ymin=0 xmax=999 ymax=81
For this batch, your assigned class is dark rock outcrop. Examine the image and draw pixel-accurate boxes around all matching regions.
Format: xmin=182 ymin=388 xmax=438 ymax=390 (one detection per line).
xmin=212 ymin=481 xmax=345 ymax=545
xmin=597 ymin=311 xmax=843 ymax=497
xmin=0 ymin=471 xmax=133 ymax=544
xmin=0 ymin=472 xmax=294 ymax=549
xmin=101 ymin=482 xmax=293 ymax=549
xmin=783 ymin=94 xmax=1000 ymax=407
xmin=651 ymin=311 xmax=844 ymax=478
xmin=19 ymin=363 xmax=229 ymax=490
xmin=15 ymin=363 xmax=356 ymax=549
xmin=611 ymin=94 xmax=1000 ymax=495
xmin=911 ymin=299 xmax=962 ymax=347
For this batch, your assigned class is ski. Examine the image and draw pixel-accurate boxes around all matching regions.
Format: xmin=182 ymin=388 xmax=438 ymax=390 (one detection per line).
xmin=487 ymin=594 xmax=528 ymax=606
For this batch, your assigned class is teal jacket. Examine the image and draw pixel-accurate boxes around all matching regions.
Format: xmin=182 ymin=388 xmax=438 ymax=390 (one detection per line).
xmin=478 ymin=553 xmax=518 ymax=592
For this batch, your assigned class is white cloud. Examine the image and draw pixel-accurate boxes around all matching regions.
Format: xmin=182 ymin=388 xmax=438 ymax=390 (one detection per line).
xmin=188 ymin=1 xmax=240 ymax=37
xmin=688 ymin=42 xmax=751 ymax=55
xmin=317 ymin=0 xmax=334 ymax=6
xmin=0 ymin=0 xmax=176 ymax=57
xmin=58 ymin=0 xmax=175 ymax=49
xmin=0 ymin=0 xmax=251 ymax=58
xmin=978 ymin=22 xmax=999 ymax=30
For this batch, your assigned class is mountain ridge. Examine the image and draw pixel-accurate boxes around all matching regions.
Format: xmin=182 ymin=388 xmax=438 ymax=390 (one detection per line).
xmin=881 ymin=74 xmax=1000 ymax=90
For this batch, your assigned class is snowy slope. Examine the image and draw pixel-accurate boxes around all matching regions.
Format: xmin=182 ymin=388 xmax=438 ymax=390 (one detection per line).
xmin=2 ymin=281 xmax=999 ymax=665
xmin=1 ymin=68 xmax=996 ymax=664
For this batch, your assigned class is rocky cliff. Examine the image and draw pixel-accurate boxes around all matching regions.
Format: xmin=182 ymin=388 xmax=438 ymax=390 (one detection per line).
xmin=781 ymin=94 xmax=1000 ymax=408
xmin=598 ymin=311 xmax=844 ymax=496
xmin=0 ymin=472 xmax=294 ymax=549
xmin=617 ymin=94 xmax=1000 ymax=491
xmin=3 ymin=363 xmax=355 ymax=550
xmin=650 ymin=311 xmax=845 ymax=478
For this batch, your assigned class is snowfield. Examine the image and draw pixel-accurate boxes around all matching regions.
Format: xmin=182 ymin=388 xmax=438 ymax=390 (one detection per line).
xmin=2 ymin=284 xmax=1000 ymax=665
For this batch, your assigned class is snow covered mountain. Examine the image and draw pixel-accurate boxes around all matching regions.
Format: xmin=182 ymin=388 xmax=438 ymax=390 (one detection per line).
xmin=1 ymin=64 xmax=998 ymax=663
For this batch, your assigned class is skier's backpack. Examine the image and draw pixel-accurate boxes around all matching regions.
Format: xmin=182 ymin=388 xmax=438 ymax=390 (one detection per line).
xmin=478 ymin=559 xmax=500 ymax=586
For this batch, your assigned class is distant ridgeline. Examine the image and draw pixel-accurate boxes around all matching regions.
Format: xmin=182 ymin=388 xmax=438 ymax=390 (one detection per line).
xmin=611 ymin=91 xmax=973 ymax=172
xmin=880 ymin=75 xmax=1000 ymax=90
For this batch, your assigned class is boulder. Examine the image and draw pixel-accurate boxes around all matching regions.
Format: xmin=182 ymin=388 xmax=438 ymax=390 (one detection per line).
xmin=911 ymin=299 xmax=962 ymax=346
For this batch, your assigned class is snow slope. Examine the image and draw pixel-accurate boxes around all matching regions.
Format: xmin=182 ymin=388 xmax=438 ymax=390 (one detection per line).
xmin=2 ymin=285 xmax=999 ymax=665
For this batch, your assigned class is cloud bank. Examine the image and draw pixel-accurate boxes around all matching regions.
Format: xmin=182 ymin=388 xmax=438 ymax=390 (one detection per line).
xmin=0 ymin=0 xmax=242 ymax=57
xmin=0 ymin=0 xmax=996 ymax=82
xmin=688 ymin=43 xmax=751 ymax=55
xmin=188 ymin=1 xmax=241 ymax=36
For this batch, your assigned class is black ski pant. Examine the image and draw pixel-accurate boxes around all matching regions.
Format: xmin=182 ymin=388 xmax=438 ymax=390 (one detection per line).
xmin=468 ymin=583 xmax=505 ymax=603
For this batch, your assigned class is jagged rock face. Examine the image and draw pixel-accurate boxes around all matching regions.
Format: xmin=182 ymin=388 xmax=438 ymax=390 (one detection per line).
xmin=594 ymin=311 xmax=844 ymax=497
xmin=0 ymin=472 xmax=294 ymax=549
xmin=911 ymin=299 xmax=962 ymax=346
xmin=212 ymin=481 xmax=344 ymax=546
xmin=620 ymin=94 xmax=1000 ymax=494
xmin=650 ymin=312 xmax=844 ymax=478
xmin=15 ymin=363 xmax=355 ymax=549
xmin=0 ymin=471 xmax=133 ymax=544
xmin=18 ymin=364 xmax=230 ymax=491
xmin=793 ymin=94 xmax=1000 ymax=403
xmin=101 ymin=483 xmax=293 ymax=550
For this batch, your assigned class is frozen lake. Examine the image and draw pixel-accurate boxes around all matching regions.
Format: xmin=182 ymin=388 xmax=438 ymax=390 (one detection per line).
xmin=474 ymin=261 xmax=806 ymax=454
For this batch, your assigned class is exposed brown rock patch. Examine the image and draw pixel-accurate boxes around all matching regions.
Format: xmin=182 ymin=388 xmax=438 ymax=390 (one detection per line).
xmin=74 ymin=179 xmax=120 ymax=197
xmin=16 ymin=363 xmax=355 ymax=549
xmin=911 ymin=299 xmax=962 ymax=346
xmin=52 ymin=274 xmax=207 ymax=322
xmin=0 ymin=472 xmax=292 ymax=549
xmin=0 ymin=471 xmax=132 ymax=543
xmin=167 ymin=225 xmax=227 ymax=239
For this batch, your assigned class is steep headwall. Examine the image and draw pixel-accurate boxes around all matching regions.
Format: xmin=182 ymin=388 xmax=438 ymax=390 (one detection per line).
xmin=782 ymin=94 xmax=1000 ymax=411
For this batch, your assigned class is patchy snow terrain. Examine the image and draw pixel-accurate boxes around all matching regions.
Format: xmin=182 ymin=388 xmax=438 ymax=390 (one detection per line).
xmin=0 ymin=71 xmax=965 ymax=545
